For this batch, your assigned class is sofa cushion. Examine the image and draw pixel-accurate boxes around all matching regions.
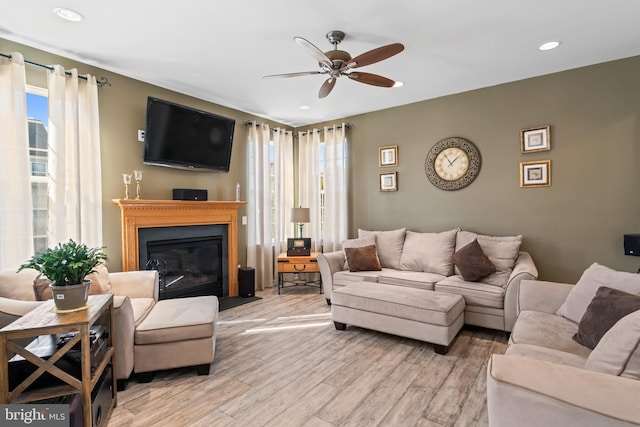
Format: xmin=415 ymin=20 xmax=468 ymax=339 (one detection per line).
xmin=341 ymin=236 xmax=376 ymax=271
xmin=358 ymin=228 xmax=406 ymax=269
xmin=586 ymin=310 xmax=640 ymax=379
xmin=130 ymin=297 xmax=156 ymax=327
xmin=505 ymin=343 xmax=587 ymax=369
xmin=333 ymin=269 xmax=386 ymax=286
xmin=0 ymin=268 xmax=39 ymax=301
xmin=455 ymin=231 xmax=522 ymax=287
xmin=344 ymin=245 xmax=381 ymax=272
xmin=434 ymin=275 xmax=505 ymax=308
xmin=377 ymin=270 xmax=441 ymax=291
xmin=452 ymin=239 xmax=496 ymax=282
xmin=573 ymin=287 xmax=640 ymax=349
xmin=509 ymin=310 xmax=591 ymax=359
xmin=557 ymin=263 xmax=640 ymax=324
xmin=399 ymin=229 xmax=458 ymax=276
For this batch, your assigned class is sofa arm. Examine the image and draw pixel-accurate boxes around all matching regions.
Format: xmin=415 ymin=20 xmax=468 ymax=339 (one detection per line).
xmin=487 ymin=355 xmax=640 ymax=427
xmin=317 ymin=251 xmax=345 ymax=303
xmin=503 ymin=252 xmax=538 ymax=332
xmin=0 ymin=297 xmax=42 ymax=329
xmin=112 ymin=295 xmax=135 ymax=381
xmin=110 ymin=270 xmax=159 ymax=301
xmin=519 ymin=279 xmax=573 ymax=315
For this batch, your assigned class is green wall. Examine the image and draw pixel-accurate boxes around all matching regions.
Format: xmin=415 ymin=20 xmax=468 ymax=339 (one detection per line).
xmin=4 ymin=36 xmax=640 ymax=283
xmin=306 ymin=56 xmax=640 ymax=283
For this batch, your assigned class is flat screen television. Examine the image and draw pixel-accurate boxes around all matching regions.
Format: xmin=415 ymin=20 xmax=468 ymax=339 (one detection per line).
xmin=143 ymin=97 xmax=235 ymax=172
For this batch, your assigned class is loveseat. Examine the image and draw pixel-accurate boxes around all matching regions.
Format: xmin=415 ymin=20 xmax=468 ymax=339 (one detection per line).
xmin=487 ymin=263 xmax=640 ymax=426
xmin=317 ymin=228 xmax=538 ymax=332
xmin=0 ymin=265 xmax=218 ymax=388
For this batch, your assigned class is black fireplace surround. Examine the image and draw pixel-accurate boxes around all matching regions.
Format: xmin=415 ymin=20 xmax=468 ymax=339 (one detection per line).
xmin=138 ymin=224 xmax=229 ymax=299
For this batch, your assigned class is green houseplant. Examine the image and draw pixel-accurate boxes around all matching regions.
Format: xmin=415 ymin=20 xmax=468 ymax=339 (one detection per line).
xmin=18 ymin=240 xmax=109 ymax=310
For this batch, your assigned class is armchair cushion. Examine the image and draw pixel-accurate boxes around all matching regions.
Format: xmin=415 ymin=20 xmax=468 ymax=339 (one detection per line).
xmin=557 ymin=263 xmax=640 ymax=324
xmin=573 ymin=286 xmax=640 ymax=349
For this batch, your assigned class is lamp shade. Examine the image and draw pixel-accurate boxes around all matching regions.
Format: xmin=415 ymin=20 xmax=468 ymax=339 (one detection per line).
xmin=291 ymin=207 xmax=310 ymax=223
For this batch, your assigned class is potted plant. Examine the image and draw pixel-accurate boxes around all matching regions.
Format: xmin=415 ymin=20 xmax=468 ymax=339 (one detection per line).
xmin=18 ymin=240 xmax=109 ymax=310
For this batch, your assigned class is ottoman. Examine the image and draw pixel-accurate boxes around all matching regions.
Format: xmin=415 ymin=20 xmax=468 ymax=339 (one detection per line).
xmin=331 ymin=283 xmax=465 ymax=354
xmin=133 ymin=295 xmax=218 ymax=381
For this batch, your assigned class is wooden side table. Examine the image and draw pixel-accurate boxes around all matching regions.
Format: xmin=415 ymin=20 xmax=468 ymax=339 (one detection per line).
xmin=277 ymin=252 xmax=322 ymax=294
xmin=0 ymin=294 xmax=116 ymax=427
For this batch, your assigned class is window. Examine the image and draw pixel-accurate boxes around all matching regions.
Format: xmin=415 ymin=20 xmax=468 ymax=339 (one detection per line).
xmin=26 ymin=85 xmax=49 ymax=255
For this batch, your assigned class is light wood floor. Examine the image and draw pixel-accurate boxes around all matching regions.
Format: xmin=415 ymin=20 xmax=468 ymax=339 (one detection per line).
xmin=108 ymin=286 xmax=508 ymax=427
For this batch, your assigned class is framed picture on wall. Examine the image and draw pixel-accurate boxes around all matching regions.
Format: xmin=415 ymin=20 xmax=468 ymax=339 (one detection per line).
xmin=379 ymin=172 xmax=398 ymax=192
xmin=521 ymin=125 xmax=551 ymax=153
xmin=378 ymin=145 xmax=398 ymax=167
xmin=520 ymin=160 xmax=551 ymax=187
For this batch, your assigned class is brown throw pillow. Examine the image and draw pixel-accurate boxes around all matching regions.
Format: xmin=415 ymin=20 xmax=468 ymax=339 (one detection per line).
xmin=452 ymin=239 xmax=496 ymax=282
xmin=344 ymin=245 xmax=382 ymax=272
xmin=573 ymin=286 xmax=640 ymax=349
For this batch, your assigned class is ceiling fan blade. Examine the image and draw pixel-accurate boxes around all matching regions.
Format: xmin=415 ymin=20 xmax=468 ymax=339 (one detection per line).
xmin=263 ymin=71 xmax=323 ymax=78
xmin=318 ymin=77 xmax=337 ymax=98
xmin=294 ymin=37 xmax=332 ymax=67
xmin=346 ymin=43 xmax=404 ymax=68
xmin=347 ymin=72 xmax=396 ymax=87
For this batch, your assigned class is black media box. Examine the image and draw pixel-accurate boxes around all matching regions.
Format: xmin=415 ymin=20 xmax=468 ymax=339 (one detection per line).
xmin=624 ymin=234 xmax=640 ymax=256
xmin=173 ymin=188 xmax=208 ymax=201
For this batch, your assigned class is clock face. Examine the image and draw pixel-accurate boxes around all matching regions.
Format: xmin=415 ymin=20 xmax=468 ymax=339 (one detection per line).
xmin=434 ymin=147 xmax=469 ymax=181
xmin=425 ymin=137 xmax=481 ymax=191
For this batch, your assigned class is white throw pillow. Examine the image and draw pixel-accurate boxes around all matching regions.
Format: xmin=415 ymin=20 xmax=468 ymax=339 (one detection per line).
xmin=399 ymin=229 xmax=458 ymax=276
xmin=358 ymin=228 xmax=406 ymax=269
xmin=341 ymin=236 xmax=376 ymax=271
xmin=455 ymin=231 xmax=522 ymax=287
xmin=586 ymin=310 xmax=640 ymax=379
xmin=557 ymin=263 xmax=640 ymax=324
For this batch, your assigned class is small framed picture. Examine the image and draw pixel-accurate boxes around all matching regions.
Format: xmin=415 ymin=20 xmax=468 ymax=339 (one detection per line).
xmin=379 ymin=172 xmax=398 ymax=192
xmin=521 ymin=125 xmax=551 ymax=153
xmin=520 ymin=160 xmax=551 ymax=187
xmin=378 ymin=145 xmax=398 ymax=167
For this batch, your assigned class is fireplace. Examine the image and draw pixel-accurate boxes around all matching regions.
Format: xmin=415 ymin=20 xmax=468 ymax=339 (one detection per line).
xmin=112 ymin=199 xmax=246 ymax=296
xmin=139 ymin=224 xmax=228 ymax=299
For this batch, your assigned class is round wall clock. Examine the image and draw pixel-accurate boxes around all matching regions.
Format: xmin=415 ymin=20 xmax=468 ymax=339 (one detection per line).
xmin=424 ymin=137 xmax=481 ymax=191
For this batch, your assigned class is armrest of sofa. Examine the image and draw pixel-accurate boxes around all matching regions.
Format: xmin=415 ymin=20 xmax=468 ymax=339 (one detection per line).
xmin=0 ymin=297 xmax=42 ymax=328
xmin=487 ymin=355 xmax=640 ymax=427
xmin=317 ymin=251 xmax=345 ymax=303
xmin=109 ymin=270 xmax=159 ymax=301
xmin=112 ymin=295 xmax=135 ymax=381
xmin=503 ymin=252 xmax=538 ymax=332
xmin=518 ymin=279 xmax=573 ymax=315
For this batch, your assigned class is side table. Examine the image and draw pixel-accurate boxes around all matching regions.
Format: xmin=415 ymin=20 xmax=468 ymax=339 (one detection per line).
xmin=277 ymin=252 xmax=322 ymax=294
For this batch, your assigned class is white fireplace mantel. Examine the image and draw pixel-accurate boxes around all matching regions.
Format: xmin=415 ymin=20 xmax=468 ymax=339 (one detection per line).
xmin=113 ymin=199 xmax=246 ymax=296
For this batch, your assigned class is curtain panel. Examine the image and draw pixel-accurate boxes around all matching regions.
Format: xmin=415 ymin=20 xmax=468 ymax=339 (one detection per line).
xmin=47 ymin=65 xmax=103 ymax=248
xmin=0 ymin=52 xmax=34 ymax=270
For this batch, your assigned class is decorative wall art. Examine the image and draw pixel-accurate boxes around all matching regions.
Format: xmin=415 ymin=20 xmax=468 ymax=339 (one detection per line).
xmin=424 ymin=137 xmax=481 ymax=191
xmin=520 ymin=160 xmax=551 ymax=187
xmin=378 ymin=145 xmax=398 ymax=167
xmin=521 ymin=125 xmax=551 ymax=153
xmin=379 ymin=172 xmax=398 ymax=192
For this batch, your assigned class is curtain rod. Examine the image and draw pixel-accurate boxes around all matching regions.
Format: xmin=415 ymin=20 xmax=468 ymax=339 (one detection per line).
xmin=298 ymin=123 xmax=352 ymax=136
xmin=242 ymin=120 xmax=293 ymax=133
xmin=243 ymin=120 xmax=352 ymax=136
xmin=0 ymin=52 xmax=111 ymax=88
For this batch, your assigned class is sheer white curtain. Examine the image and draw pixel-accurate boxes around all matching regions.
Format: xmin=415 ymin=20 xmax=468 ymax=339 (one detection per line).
xmin=297 ymin=129 xmax=322 ymax=252
xmin=47 ymin=65 xmax=103 ymax=248
xmin=246 ymin=123 xmax=293 ymax=290
xmin=0 ymin=52 xmax=34 ymax=270
xmin=298 ymin=124 xmax=348 ymax=253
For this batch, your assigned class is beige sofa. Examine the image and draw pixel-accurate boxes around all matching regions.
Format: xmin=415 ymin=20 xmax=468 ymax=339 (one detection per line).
xmin=318 ymin=228 xmax=538 ymax=332
xmin=487 ymin=263 xmax=640 ymax=426
xmin=0 ymin=266 xmax=218 ymax=388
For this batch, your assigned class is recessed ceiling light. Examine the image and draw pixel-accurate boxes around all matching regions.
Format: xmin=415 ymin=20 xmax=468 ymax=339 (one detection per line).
xmin=299 ymin=105 xmax=310 ymax=110
xmin=538 ymin=41 xmax=560 ymax=51
xmin=393 ymin=81 xmax=404 ymax=88
xmin=53 ymin=7 xmax=84 ymax=22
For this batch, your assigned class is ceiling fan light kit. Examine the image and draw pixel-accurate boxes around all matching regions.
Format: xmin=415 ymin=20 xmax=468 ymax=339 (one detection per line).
xmin=264 ymin=30 xmax=404 ymax=98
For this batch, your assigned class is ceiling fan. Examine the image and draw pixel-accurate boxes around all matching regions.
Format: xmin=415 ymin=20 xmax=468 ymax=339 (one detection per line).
xmin=264 ymin=30 xmax=404 ymax=98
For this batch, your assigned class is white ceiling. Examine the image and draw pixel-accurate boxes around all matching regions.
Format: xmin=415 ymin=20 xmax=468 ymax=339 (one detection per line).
xmin=1 ymin=1 xmax=640 ymax=127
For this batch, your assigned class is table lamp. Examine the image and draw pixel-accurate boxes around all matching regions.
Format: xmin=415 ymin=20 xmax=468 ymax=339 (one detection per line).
xmin=291 ymin=207 xmax=310 ymax=238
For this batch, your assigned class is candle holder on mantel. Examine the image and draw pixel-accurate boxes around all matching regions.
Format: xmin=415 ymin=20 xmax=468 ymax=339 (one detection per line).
xmin=122 ymin=174 xmax=132 ymax=199
xmin=134 ymin=170 xmax=143 ymax=199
